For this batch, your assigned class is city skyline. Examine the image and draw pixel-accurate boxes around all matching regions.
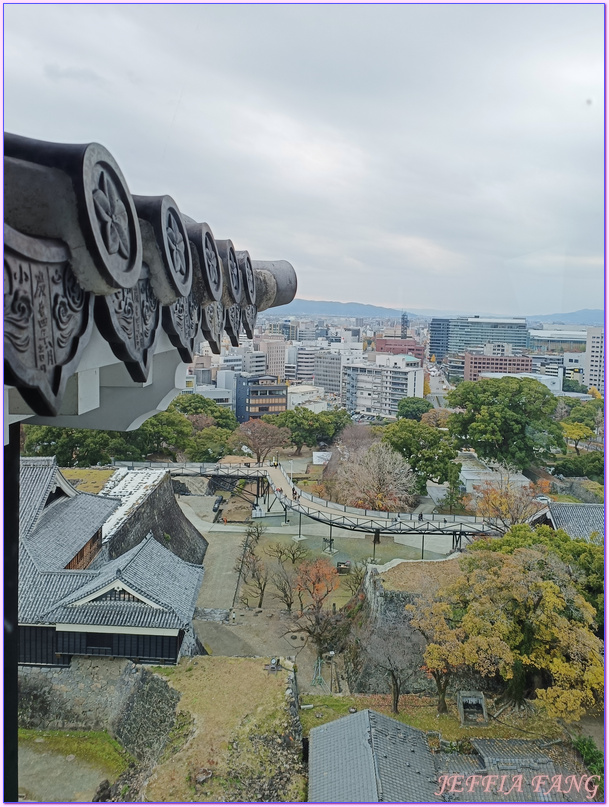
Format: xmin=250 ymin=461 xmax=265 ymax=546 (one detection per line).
xmin=4 ymin=4 xmax=604 ymax=316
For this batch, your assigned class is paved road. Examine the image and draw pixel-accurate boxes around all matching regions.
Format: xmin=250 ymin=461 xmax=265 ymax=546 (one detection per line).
xmin=178 ymin=499 xmax=244 ymax=610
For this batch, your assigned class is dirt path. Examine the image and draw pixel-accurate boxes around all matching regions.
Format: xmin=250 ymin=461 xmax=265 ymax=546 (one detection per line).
xmin=19 ymin=746 xmax=106 ymax=802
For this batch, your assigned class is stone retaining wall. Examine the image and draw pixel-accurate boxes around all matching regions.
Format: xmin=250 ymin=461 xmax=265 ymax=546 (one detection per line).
xmin=18 ymin=657 xmax=179 ymax=762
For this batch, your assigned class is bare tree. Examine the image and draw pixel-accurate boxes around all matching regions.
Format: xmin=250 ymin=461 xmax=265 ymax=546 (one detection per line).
xmin=343 ymin=561 xmax=367 ymax=596
xmin=245 ymin=522 xmax=266 ymax=549
xmin=334 ymin=442 xmax=417 ymax=511
xmin=271 ymin=564 xmax=297 ymax=611
xmin=291 ymin=607 xmax=350 ymax=659
xmin=291 ymin=558 xmax=345 ymax=658
xmin=230 ymin=419 xmax=290 ymax=464
xmin=240 ymin=553 xmax=269 ymax=608
xmin=466 ymin=467 xmax=550 ymax=534
xmin=284 ymin=542 xmax=310 ymax=566
xmin=358 ymin=617 xmax=425 ymax=714
xmin=265 ymin=542 xmax=291 ymax=564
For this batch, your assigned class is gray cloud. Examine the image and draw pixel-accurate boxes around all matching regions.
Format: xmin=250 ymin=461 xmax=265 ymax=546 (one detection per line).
xmin=4 ymin=3 xmax=604 ymax=315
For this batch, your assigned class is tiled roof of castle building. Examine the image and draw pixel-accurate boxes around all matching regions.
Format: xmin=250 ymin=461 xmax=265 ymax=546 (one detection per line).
xmin=26 ymin=493 xmax=119 ymax=570
xmin=19 ymin=456 xmax=62 ymax=539
xmin=543 ymin=503 xmax=604 ymax=541
xmin=437 ymin=739 xmax=567 ymax=802
xmin=21 ymin=535 xmax=204 ymax=631
xmin=19 ymin=457 xmax=203 ymax=634
xmin=308 ymin=709 xmax=441 ymax=803
xmin=309 ymin=715 xmax=577 ymax=803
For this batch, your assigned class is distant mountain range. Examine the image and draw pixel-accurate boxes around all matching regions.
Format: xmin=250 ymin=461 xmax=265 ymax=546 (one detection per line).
xmin=526 ymin=309 xmax=604 ymax=325
xmin=269 ymin=299 xmax=604 ymax=325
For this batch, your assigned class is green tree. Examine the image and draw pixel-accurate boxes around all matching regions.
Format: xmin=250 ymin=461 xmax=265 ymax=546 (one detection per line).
xmin=551 ymin=451 xmax=604 ymax=483
xmin=169 ymin=393 xmax=237 ymax=431
xmin=383 ymin=419 xmax=460 ymax=494
xmin=397 ymin=398 xmax=433 ymax=421
xmin=561 ymin=421 xmax=594 ymax=455
xmin=447 ymin=377 xmax=564 ymax=470
xmin=472 ymin=523 xmax=604 ymax=635
xmin=265 ymin=407 xmax=350 ymax=454
xmin=410 ymin=547 xmax=604 ymax=719
xmin=22 ymin=425 xmax=141 ymax=466
xmin=131 ymin=410 xmax=193 ymax=458
xmin=562 ymin=377 xmax=588 ymax=394
xmin=564 ymin=398 xmax=603 ymax=430
xmin=186 ymin=426 xmax=233 ymax=463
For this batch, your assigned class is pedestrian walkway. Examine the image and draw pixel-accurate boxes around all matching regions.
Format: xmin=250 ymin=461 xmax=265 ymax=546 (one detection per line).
xmin=203 ymin=461 xmax=493 ymax=543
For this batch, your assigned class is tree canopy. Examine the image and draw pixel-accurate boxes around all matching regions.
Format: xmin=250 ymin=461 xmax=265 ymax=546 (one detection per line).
xmin=409 ymin=546 xmax=604 ymax=719
xmin=466 ymin=471 xmax=550 ymax=534
xmin=551 ymin=451 xmax=603 ymax=484
xmin=562 ymin=377 xmax=588 ymax=394
xmin=264 ymin=408 xmax=350 ymax=454
xmin=396 ymin=397 xmax=433 ymax=421
xmin=447 ymin=377 xmax=565 ymax=470
xmin=169 ymin=393 xmax=238 ymax=431
xmin=186 ymin=426 xmax=233 ymax=463
xmin=471 ymin=523 xmax=604 ymax=635
xmin=333 ymin=441 xmax=417 ymax=511
xmin=22 ymin=393 xmax=239 ymax=465
xmin=383 ymin=419 xmax=460 ymax=494
xmin=230 ymin=419 xmax=290 ymax=463
xmin=561 ymin=421 xmax=594 ymax=455
xmin=22 ymin=425 xmax=140 ymax=467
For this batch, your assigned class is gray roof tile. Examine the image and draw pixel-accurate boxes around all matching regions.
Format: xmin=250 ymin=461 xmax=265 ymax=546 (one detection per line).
xmin=26 ymin=493 xmax=119 ymax=570
xmin=309 ymin=710 xmax=441 ymax=803
xmin=19 ymin=456 xmax=59 ymax=540
xmin=21 ymin=535 xmax=204 ymax=631
xmin=542 ymin=503 xmax=604 ymax=541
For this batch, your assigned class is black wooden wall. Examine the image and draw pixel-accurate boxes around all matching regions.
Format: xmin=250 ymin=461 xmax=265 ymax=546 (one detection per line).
xmin=20 ymin=627 xmax=181 ymax=665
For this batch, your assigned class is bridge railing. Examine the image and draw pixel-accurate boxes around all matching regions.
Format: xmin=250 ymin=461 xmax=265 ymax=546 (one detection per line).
xmin=202 ymin=459 xmax=491 ymax=529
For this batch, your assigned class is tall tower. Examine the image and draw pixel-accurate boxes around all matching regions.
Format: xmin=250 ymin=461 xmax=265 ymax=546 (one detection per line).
xmin=401 ymin=311 xmax=409 ymax=339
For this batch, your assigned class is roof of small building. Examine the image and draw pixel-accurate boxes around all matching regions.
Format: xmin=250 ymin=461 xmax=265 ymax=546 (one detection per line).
xmin=309 ymin=716 xmax=574 ymax=804
xmin=541 ymin=503 xmax=604 ymax=541
xmin=437 ymin=739 xmax=566 ymax=802
xmin=308 ymin=709 xmax=441 ymax=803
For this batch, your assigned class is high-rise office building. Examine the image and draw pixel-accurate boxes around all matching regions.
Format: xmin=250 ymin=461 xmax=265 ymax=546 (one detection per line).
xmin=584 ymin=327 xmax=604 ymax=394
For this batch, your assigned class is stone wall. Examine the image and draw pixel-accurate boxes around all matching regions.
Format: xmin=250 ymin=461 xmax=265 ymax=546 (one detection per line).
xmin=109 ymin=473 xmax=208 ymax=564
xmin=551 ymin=476 xmax=604 ymax=504
xmin=18 ymin=658 xmax=179 ymax=762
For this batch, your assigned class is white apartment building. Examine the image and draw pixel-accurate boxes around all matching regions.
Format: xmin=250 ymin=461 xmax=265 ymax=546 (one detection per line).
xmin=287 ymin=385 xmax=328 ymax=413
xmin=584 ymin=327 xmax=604 ymax=395
xmin=342 ymin=354 xmax=424 ymax=417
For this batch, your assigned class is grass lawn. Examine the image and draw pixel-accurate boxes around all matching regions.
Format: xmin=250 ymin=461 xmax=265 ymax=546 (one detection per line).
xmin=60 ymin=468 xmax=116 ymax=493
xmin=145 ymin=657 xmax=305 ymax=802
xmin=18 ymin=728 xmax=132 ymax=779
xmin=298 ymin=693 xmax=564 ymax=744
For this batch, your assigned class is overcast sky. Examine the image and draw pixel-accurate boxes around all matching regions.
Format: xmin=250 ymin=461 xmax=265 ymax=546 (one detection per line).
xmin=4 ymin=4 xmax=605 ymax=316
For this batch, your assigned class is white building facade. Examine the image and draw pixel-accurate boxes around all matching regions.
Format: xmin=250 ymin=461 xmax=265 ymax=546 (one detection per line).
xmin=342 ymin=354 xmax=424 ymax=417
